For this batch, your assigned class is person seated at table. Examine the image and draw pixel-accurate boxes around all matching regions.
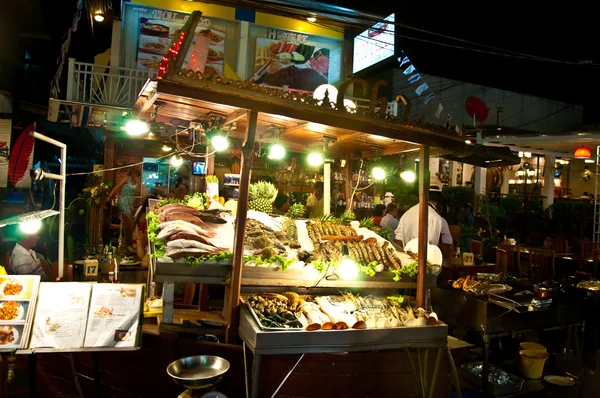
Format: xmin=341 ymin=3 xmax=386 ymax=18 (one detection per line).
xmin=8 ymin=230 xmax=52 ymax=281
xmin=272 ymin=193 xmax=290 ymax=215
xmin=373 ymin=204 xmax=386 ymax=225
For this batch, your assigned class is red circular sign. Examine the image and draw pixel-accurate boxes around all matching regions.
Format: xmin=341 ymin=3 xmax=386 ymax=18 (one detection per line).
xmin=465 ymin=96 xmax=489 ymax=123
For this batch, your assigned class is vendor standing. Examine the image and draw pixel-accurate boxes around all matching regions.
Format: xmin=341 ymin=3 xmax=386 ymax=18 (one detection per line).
xmin=272 ymin=194 xmax=290 ymax=215
xmin=8 ymin=232 xmax=52 ymax=281
xmin=394 ymin=178 xmax=454 ymax=255
xmin=306 ymin=182 xmax=324 ymax=218
xmin=105 ymin=166 xmax=140 ymax=215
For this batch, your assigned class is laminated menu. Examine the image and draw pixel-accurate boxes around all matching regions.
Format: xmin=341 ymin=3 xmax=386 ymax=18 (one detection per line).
xmin=29 ymin=283 xmax=92 ymax=348
xmin=0 ymin=275 xmax=41 ymax=351
xmin=83 ymin=284 xmax=144 ymax=348
xmin=28 ymin=283 xmax=143 ymax=350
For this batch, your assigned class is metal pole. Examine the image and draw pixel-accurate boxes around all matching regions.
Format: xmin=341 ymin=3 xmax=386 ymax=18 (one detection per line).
xmin=323 ymin=162 xmax=331 ymax=215
xmin=32 ymin=131 xmax=66 ymax=279
xmin=417 ymin=145 xmax=430 ymax=308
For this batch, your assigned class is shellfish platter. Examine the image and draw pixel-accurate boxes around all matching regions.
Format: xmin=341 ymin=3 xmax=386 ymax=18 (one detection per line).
xmin=241 ymin=292 xmax=439 ymax=332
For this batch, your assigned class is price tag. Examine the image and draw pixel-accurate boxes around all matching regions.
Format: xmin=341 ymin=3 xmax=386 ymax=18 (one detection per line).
xmin=84 ymin=260 xmax=99 ymax=277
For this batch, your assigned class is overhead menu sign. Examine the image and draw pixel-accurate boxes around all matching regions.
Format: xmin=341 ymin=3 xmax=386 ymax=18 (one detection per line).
xmin=352 ymin=14 xmax=395 ymax=74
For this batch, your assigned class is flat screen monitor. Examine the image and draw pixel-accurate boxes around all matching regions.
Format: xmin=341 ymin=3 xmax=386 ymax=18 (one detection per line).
xmin=352 ymin=13 xmax=395 ymax=74
xmin=192 ymin=161 xmax=206 ymax=175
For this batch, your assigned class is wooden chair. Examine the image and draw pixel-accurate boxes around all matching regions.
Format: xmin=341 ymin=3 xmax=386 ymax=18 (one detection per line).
xmin=579 ymin=241 xmax=600 ymax=272
xmin=470 ymin=239 xmax=483 ymax=258
xmin=528 ymin=247 xmax=555 ymax=280
xmin=495 ymin=248 xmax=508 ymax=274
xmin=546 ymin=238 xmax=569 ymax=255
xmin=448 ymin=225 xmax=461 ymax=246
xmin=499 ymin=243 xmax=523 ymax=277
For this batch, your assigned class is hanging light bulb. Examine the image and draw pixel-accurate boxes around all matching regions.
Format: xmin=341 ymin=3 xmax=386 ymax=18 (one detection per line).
xmin=94 ymin=12 xmax=105 ymax=22
xmin=211 ymin=135 xmax=229 ymax=152
xmin=124 ymin=119 xmax=149 ymax=136
xmin=268 ymin=143 xmax=286 ymax=160
xmin=306 ymin=15 xmax=317 ymax=23
xmin=20 ymin=219 xmax=42 ymax=234
xmin=400 ymin=170 xmax=416 ymax=182
xmin=170 ymin=154 xmax=183 ymax=167
xmin=338 ymin=246 xmax=359 ymax=279
xmin=161 ymin=144 xmax=172 ymax=152
xmin=372 ymin=167 xmax=386 ymax=181
xmin=307 ymin=152 xmax=324 ymax=167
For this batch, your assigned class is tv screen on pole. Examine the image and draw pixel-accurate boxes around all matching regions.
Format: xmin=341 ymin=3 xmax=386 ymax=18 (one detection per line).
xmin=352 ymin=13 xmax=395 ymax=74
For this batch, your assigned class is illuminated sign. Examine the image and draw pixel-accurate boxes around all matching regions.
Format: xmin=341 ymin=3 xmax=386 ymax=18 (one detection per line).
xmin=352 ymin=14 xmax=395 ymax=74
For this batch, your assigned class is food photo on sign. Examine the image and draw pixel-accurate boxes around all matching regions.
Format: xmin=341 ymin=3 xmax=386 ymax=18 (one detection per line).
xmin=253 ymin=37 xmax=330 ymax=91
xmin=181 ymin=28 xmax=226 ymax=76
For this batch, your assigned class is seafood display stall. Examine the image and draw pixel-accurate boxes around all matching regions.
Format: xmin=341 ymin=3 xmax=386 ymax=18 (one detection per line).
xmin=132 ymin=10 xmax=519 ymax=396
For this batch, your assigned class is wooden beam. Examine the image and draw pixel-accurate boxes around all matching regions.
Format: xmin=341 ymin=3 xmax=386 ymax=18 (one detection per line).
xmin=417 ymin=145 xmax=430 ymax=308
xmin=224 ymin=108 xmax=248 ymax=125
xmin=280 ymin=122 xmax=309 ymax=137
xmin=226 ymin=110 xmax=258 ymax=343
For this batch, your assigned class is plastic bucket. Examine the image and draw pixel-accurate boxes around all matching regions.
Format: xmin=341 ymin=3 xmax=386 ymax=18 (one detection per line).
xmin=519 ymin=342 xmax=547 ymax=354
xmin=520 ymin=350 xmax=548 ymax=379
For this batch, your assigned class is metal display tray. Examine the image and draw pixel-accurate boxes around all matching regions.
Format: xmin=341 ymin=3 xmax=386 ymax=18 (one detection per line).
xmin=460 ymin=362 xmax=524 ymax=396
xmin=239 ymin=306 xmax=448 ymax=355
xmin=244 ymin=302 xmax=304 ymax=332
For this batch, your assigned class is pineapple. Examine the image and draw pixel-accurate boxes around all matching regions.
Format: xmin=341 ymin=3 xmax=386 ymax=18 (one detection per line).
xmin=340 ymin=210 xmax=356 ymax=225
xmin=286 ymin=203 xmax=305 ymax=219
xmin=248 ymin=181 xmax=278 ymax=213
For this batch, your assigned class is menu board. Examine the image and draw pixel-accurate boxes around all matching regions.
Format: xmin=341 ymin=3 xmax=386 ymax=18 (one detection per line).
xmin=27 ymin=283 xmax=143 ymax=350
xmin=84 ymin=284 xmax=143 ymax=348
xmin=0 ymin=275 xmax=41 ymax=351
xmin=29 ymin=283 xmax=92 ymax=348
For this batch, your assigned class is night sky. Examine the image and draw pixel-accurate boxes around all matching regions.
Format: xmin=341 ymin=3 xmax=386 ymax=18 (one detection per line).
xmin=334 ymin=2 xmax=600 ymax=105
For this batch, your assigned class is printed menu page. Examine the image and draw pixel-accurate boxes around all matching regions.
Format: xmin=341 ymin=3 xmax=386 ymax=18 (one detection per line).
xmin=83 ymin=284 xmax=143 ymax=348
xmin=0 ymin=275 xmax=41 ymax=351
xmin=29 ymin=283 xmax=92 ymax=349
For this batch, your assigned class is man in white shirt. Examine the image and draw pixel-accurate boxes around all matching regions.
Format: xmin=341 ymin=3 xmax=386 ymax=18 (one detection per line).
xmin=380 ymin=203 xmax=399 ymax=233
xmin=8 ymin=233 xmax=51 ymax=281
xmin=394 ymin=180 xmax=454 ymax=254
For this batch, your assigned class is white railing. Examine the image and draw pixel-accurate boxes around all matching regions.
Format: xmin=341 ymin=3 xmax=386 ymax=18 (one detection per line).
xmin=66 ymin=58 xmax=154 ymax=108
xmin=346 ymin=96 xmax=399 ymax=116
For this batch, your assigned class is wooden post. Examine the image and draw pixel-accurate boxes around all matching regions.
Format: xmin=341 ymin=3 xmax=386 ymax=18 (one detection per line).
xmin=226 ymin=110 xmax=257 ymax=343
xmin=323 ymin=162 xmax=331 ymax=215
xmin=417 ymin=145 xmax=430 ymax=308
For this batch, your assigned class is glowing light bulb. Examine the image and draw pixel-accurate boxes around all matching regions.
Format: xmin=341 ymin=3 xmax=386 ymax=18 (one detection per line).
xmin=94 ymin=12 xmax=105 ymax=22
xmin=307 ymin=15 xmax=317 ymax=22
xmin=268 ymin=143 xmax=286 ymax=160
xmin=211 ymin=135 xmax=229 ymax=152
xmin=307 ymin=152 xmax=324 ymax=167
xmin=124 ymin=119 xmax=149 ymax=136
xmin=372 ymin=167 xmax=386 ymax=181
xmin=400 ymin=170 xmax=416 ymax=183
xmin=162 ymin=144 xmax=172 ymax=152
xmin=312 ymin=84 xmax=338 ymax=104
xmin=170 ymin=154 xmax=183 ymax=167
xmin=338 ymin=256 xmax=359 ymax=279
xmin=20 ymin=219 xmax=41 ymax=234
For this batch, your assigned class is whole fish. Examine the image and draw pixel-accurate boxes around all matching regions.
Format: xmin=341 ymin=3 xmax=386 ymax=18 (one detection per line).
xmin=166 ymin=239 xmax=221 ymax=253
xmin=156 ymin=203 xmax=200 ymax=215
xmin=158 ymin=211 xmax=207 ymax=226
xmin=165 ymin=247 xmax=216 ymax=259
xmin=156 ymin=224 xmax=198 ymax=242
xmin=158 ymin=220 xmax=216 ymax=237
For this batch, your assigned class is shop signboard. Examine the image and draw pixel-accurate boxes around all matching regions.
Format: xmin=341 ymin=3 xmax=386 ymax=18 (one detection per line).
xmin=352 ymin=13 xmax=395 ymax=74
xmin=135 ymin=7 xmax=224 ymax=76
xmin=253 ymin=32 xmax=330 ymax=92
